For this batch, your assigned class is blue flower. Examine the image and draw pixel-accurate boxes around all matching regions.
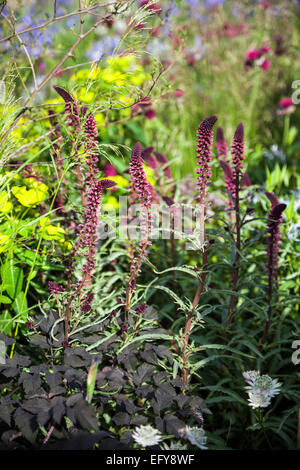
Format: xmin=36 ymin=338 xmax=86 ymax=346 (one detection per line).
xmin=86 ymin=36 xmax=121 ymax=61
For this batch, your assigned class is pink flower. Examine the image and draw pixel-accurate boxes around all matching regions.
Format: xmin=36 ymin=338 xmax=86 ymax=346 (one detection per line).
xmin=246 ymin=49 xmax=262 ymax=61
xmin=261 ymin=59 xmax=271 ymax=71
xmin=175 ymin=89 xmax=184 ymax=97
xmin=149 ymin=27 xmax=160 ymax=36
xmin=244 ymin=45 xmax=271 ymax=72
xmin=140 ymin=0 xmax=162 ymax=14
xmin=277 ymin=97 xmax=295 ymax=115
xmin=103 ymin=164 xmax=117 ymax=177
xmin=260 ymin=45 xmax=271 ymax=53
xmin=145 ymin=109 xmax=156 ymax=119
xmin=279 ymin=97 xmax=294 ymax=108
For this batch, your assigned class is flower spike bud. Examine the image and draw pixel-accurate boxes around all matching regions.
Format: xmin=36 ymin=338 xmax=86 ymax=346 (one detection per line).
xmin=231 ymin=122 xmax=245 ymax=174
xmin=99 ymin=179 xmax=117 ymax=189
xmin=53 ymin=85 xmax=74 ymax=103
xmin=266 ymin=191 xmax=279 ymax=208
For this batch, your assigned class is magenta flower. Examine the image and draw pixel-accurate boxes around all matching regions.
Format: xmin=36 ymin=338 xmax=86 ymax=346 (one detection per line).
xmin=280 ymin=97 xmax=294 ymax=108
xmin=136 ymin=303 xmax=147 ymax=314
xmin=260 ymin=45 xmax=271 ymax=53
xmin=139 ymin=0 xmax=162 ymax=14
xmin=145 ymin=109 xmax=156 ymax=120
xmin=103 ymin=164 xmax=117 ymax=177
xmin=48 ymin=281 xmax=65 ymax=294
xmin=216 ymin=126 xmax=228 ymax=159
xmin=244 ymin=45 xmax=271 ymax=71
xmin=246 ymin=49 xmax=262 ymax=61
xmin=277 ymin=97 xmax=295 ymax=115
xmin=261 ymin=59 xmax=271 ymax=71
xmin=196 ymin=116 xmax=218 ymax=202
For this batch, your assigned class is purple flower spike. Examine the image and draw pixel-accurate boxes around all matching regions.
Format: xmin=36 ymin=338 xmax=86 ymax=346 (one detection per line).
xmin=99 ymin=179 xmax=117 ymax=189
xmin=196 ymin=115 xmax=218 ymax=201
xmin=216 ymin=126 xmax=228 ymax=158
xmin=265 ymin=197 xmax=286 ymax=299
xmin=129 ymin=142 xmax=152 ymax=208
xmin=266 ymin=192 xmax=279 ymax=207
xmin=53 ymin=85 xmax=74 ymax=103
xmin=53 ymin=85 xmax=80 ymax=129
xmin=231 ymin=123 xmax=245 ymax=175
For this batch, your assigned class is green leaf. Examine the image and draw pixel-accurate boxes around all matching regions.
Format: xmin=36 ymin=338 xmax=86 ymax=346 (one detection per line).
xmin=12 ymin=291 xmax=28 ymax=319
xmin=1 ymin=260 xmax=23 ymax=299
xmin=150 ymin=285 xmax=188 ymax=311
xmin=285 ymin=194 xmax=295 ymax=221
xmin=0 ymin=295 xmax=12 ymax=304
xmin=0 ymin=311 xmax=13 ymax=334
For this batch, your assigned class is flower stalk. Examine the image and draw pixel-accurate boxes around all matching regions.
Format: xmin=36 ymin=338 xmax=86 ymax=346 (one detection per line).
xmin=261 ymin=194 xmax=286 ymax=344
xmin=182 ymin=115 xmax=217 ymax=384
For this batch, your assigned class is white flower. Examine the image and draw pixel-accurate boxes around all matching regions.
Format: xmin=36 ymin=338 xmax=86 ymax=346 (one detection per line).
xmin=180 ymin=426 xmax=208 ymax=450
xmin=243 ymin=370 xmax=281 ymax=410
xmin=132 ymin=425 xmax=162 ymax=447
xmin=243 ymin=370 xmax=260 ymax=386
xmin=248 ymin=390 xmax=271 ymax=409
